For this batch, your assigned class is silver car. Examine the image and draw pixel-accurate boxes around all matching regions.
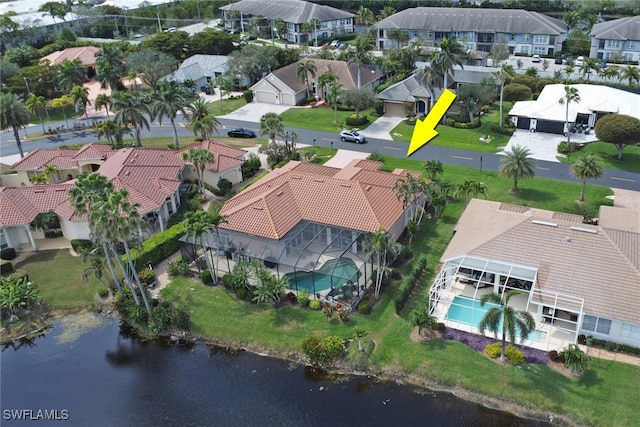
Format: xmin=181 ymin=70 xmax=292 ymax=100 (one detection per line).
xmin=340 ymin=130 xmax=365 ymax=143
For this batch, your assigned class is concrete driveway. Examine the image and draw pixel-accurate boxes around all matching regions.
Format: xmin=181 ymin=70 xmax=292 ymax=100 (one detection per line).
xmin=501 ymin=129 xmax=597 ymax=162
xmin=218 ymin=102 xmax=292 ymax=122
xmin=362 ymin=116 xmax=405 ymax=140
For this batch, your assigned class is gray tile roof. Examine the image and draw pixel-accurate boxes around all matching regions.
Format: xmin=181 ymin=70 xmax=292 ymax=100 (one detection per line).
xmin=377 ymin=71 xmax=432 ymax=102
xmin=590 ymin=15 xmax=640 ymax=41
xmin=163 ymin=55 xmax=228 ymax=82
xmin=375 ymin=7 xmax=566 ymax=35
xmin=220 ymin=0 xmax=353 ymax=24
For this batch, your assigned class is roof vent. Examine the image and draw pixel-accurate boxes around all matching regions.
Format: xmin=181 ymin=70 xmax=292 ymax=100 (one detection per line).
xmin=531 ymin=220 xmax=557 ymax=227
xmin=124 ymin=171 xmax=130 ymax=176
xmin=252 ymin=205 xmax=263 ymax=210
xmin=34 ymin=189 xmax=45 ymax=193
xmin=275 ymin=191 xmax=284 ymax=196
xmin=339 ymin=183 xmax=351 ymax=188
xmin=291 ymin=175 xmax=302 ymax=180
xmin=313 ymin=178 xmax=324 ymax=183
xmin=365 ymin=185 xmax=372 ymax=191
xmin=570 ymin=226 xmax=597 ymax=234
xmin=55 ymin=188 xmax=66 ymax=192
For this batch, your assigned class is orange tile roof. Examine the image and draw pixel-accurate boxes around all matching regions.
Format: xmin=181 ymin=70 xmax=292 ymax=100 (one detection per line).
xmin=40 ymin=46 xmax=100 ymax=67
xmin=1 ymin=184 xmax=73 ymax=226
xmin=12 ymin=148 xmax=80 ymax=170
xmin=71 ymin=143 xmax=115 ymax=161
xmin=220 ymin=160 xmax=408 ymax=239
xmin=178 ymin=140 xmax=247 ymax=173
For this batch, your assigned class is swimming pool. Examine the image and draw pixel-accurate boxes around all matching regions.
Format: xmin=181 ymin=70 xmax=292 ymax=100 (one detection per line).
xmin=284 ymin=258 xmax=361 ymax=293
xmin=445 ymin=295 xmax=545 ymax=342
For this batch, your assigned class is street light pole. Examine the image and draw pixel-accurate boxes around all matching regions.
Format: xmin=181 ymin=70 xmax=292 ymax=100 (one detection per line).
xmin=23 ymin=77 xmax=30 ymax=94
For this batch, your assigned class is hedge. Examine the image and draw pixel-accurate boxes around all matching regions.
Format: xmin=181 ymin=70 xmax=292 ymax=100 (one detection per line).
xmin=490 ymin=124 xmax=516 ymax=135
xmin=446 ymin=117 xmax=481 ymax=129
xmin=1 ymin=260 xmax=14 ymax=275
xmin=0 ymin=248 xmax=17 ymax=261
xmin=394 ymin=255 xmax=428 ymax=314
xmin=345 ymin=116 xmax=369 ymax=127
xmin=126 ymin=222 xmax=186 ymax=268
xmin=70 ymin=239 xmax=93 ymax=254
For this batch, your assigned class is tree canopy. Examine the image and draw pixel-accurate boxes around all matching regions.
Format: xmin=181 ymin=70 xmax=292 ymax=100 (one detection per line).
xmin=594 ymin=114 xmax=640 ymax=160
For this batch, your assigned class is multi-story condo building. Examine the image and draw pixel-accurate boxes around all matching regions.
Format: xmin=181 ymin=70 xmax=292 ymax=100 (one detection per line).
xmin=589 ymin=16 xmax=640 ymax=64
xmin=375 ymin=7 xmax=566 ymax=56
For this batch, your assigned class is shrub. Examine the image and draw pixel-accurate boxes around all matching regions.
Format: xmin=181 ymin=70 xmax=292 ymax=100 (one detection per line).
xmin=241 ymin=153 xmax=262 ymax=180
xmin=70 ymin=239 xmax=93 ymax=254
xmin=236 ymin=287 xmax=248 ymax=300
xmin=321 ymin=335 xmax=345 ymax=360
xmin=490 ymin=123 xmax=516 ymax=135
xmin=309 ymin=299 xmax=322 ymax=310
xmin=301 ymin=336 xmax=324 ymax=365
xmin=242 ymin=90 xmax=253 ymax=103
xmin=217 ymin=178 xmax=232 ymax=193
xmin=336 ymin=305 xmax=350 ymax=322
xmin=168 ymin=258 xmax=190 ymax=277
xmin=1 ymin=248 xmax=17 ymax=260
xmin=44 ymin=230 xmax=63 ymax=238
xmin=149 ymin=303 xmax=172 ymax=334
xmin=559 ymin=343 xmax=591 ymax=374
xmin=357 ymin=301 xmax=372 ymax=315
xmin=436 ymin=322 xmax=446 ymax=332
xmin=505 ymin=345 xmax=525 ymax=365
xmin=452 ymin=118 xmax=481 ymax=129
xmin=128 ymin=222 xmax=185 ymax=268
xmin=485 ymin=342 xmax=503 ymax=358
xmin=137 ymin=268 xmax=155 ymax=286
xmin=557 ymin=141 xmax=581 ymax=155
xmin=97 ymin=286 xmax=109 ymax=298
xmin=297 ymin=291 xmax=310 ymax=307
xmin=345 ymin=116 xmax=368 ymax=127
xmin=394 ymin=255 xmax=427 ymax=314
xmin=374 ymin=100 xmax=384 ymax=115
xmin=367 ymin=151 xmax=384 ymax=162
xmin=1 ymin=260 xmax=14 ymax=275
xmin=200 ymin=269 xmax=213 ymax=285
xmin=503 ymin=83 xmax=533 ymax=102
xmin=283 ymin=291 xmax=297 ymax=304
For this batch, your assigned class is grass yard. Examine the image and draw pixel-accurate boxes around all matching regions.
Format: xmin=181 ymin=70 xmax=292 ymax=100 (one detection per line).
xmin=12 ymin=250 xmax=105 ymax=310
xmin=279 ymin=106 xmax=378 ymax=133
xmin=560 ymin=142 xmax=640 ymax=174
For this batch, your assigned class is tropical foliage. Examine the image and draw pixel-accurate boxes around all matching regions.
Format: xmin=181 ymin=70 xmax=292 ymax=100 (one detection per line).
xmin=594 ymin=114 xmax=640 ymax=160
xmin=570 ymin=153 xmax=604 ymax=201
xmin=0 ymin=275 xmax=42 ymax=322
xmin=499 ymin=145 xmax=535 ymax=192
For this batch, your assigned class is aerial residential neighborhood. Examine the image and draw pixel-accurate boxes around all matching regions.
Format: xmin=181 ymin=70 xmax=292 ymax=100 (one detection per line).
xmin=1 ymin=0 xmax=640 ymax=425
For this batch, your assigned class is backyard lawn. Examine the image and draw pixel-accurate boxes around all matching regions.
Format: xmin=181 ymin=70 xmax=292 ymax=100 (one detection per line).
xmin=560 ymin=141 xmax=640 ymax=174
xmin=279 ymin=106 xmax=378 ymax=133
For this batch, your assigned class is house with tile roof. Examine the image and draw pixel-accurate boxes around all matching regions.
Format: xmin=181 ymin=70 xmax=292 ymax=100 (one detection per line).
xmin=178 ymin=141 xmax=248 ymax=187
xmin=162 ymin=55 xmax=241 ymax=92
xmin=181 ymin=159 xmax=420 ymax=304
xmin=589 ymin=15 xmax=640 ymax=64
xmin=429 ymin=198 xmax=640 ymax=351
xmin=9 ymin=148 xmax=82 ymax=186
xmin=251 ymin=58 xmax=383 ymax=105
xmin=220 ymin=0 xmax=354 ymax=44
xmin=375 ymin=7 xmax=567 ymax=56
xmin=40 ymin=46 xmax=101 ymax=80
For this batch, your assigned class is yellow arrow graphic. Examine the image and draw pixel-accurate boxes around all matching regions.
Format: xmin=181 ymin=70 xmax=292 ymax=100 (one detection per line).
xmin=407 ymin=89 xmax=457 ymax=156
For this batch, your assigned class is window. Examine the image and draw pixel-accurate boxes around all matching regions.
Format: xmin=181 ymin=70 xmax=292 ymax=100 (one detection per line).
xmin=520 ymin=46 xmax=530 ymax=55
xmin=521 ymin=33 xmax=530 ymax=42
xmin=605 ymin=39 xmax=621 ymax=49
xmin=623 ymin=53 xmax=632 ymax=61
xmin=533 ymin=35 xmax=548 ymax=44
xmin=624 ymin=40 xmax=634 ymax=49
xmin=582 ymin=314 xmax=612 ymax=335
xmin=621 ymin=323 xmax=640 ymax=342
xmin=379 ymin=29 xmax=384 ymax=38
xmin=533 ymin=46 xmax=546 ymax=54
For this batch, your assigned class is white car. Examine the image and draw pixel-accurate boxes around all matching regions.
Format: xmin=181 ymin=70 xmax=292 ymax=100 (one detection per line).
xmin=531 ymin=54 xmax=541 ymax=63
xmin=575 ymin=56 xmax=585 ymax=66
xmin=330 ymin=40 xmax=340 ymax=48
xmin=340 ymin=130 xmax=366 ymax=143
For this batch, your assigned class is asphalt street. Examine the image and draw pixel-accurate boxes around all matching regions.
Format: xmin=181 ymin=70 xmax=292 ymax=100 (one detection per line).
xmin=1 ymin=115 xmax=638 ymax=191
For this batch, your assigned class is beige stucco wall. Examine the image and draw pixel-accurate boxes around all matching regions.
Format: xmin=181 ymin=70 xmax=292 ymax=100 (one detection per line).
xmin=1 ymin=174 xmax=23 ymax=187
xmin=60 ymin=218 xmax=91 ymax=240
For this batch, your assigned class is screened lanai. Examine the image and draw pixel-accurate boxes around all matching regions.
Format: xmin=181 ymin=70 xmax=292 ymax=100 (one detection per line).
xmin=429 ymin=255 xmax=584 ymax=351
xmin=179 ymin=220 xmax=372 ymax=305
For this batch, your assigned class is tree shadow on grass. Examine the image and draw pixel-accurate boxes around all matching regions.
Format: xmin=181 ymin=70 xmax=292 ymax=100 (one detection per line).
xmin=577 ymin=368 xmax=602 ymax=388
xmin=510 ymin=187 xmax=559 ymax=204
xmin=13 ymin=250 xmax=59 ymax=269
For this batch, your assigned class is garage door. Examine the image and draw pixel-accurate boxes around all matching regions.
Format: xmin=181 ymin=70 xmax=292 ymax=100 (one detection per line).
xmin=255 ymin=91 xmax=276 ymax=104
xmin=515 ymin=117 xmax=530 ymax=130
xmin=385 ymin=102 xmax=407 ymax=117
xmin=536 ymin=120 xmax=565 ymax=134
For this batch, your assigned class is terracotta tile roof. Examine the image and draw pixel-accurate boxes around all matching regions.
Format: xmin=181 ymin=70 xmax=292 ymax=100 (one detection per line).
xmin=442 ymin=199 xmax=640 ymax=324
xmin=220 ymin=160 xmax=408 ymax=239
xmin=599 ymin=205 xmax=640 ymax=233
xmin=71 ymin=143 xmax=114 ymax=161
xmin=178 ymin=140 xmax=247 ymax=173
xmin=40 ymin=46 xmax=100 ymax=67
xmin=11 ymin=148 xmax=79 ymax=170
xmin=0 ymin=184 xmax=73 ymax=226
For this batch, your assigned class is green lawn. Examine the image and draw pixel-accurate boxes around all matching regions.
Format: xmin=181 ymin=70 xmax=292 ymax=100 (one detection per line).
xmin=560 ymin=142 xmax=640 ymax=174
xmin=279 ymin=106 xmax=378 ymax=133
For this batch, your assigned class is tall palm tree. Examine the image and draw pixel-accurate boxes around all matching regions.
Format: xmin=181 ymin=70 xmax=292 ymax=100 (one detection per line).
xmin=216 ymin=74 xmax=234 ymax=112
xmin=316 ymin=72 xmax=337 ymax=100
xmin=0 ymin=93 xmax=30 ymax=158
xmin=96 ymin=119 xmax=126 ymax=148
xmin=95 ymin=93 xmax=112 ymax=118
xmin=600 ymin=66 xmax=619 ymax=83
xmin=563 ymin=65 xmax=575 ymax=82
xmin=326 ymin=82 xmax=343 ymax=123
xmin=183 ymin=210 xmax=215 ymax=276
xmin=495 ymin=64 xmax=515 ymax=126
xmin=260 ymin=112 xmax=284 ymax=144
xmin=570 ymin=153 xmax=604 ymax=202
xmin=393 ymin=173 xmax=427 ymax=224
xmin=301 ymin=18 xmax=321 ymax=46
xmin=42 ymin=164 xmax=59 ymax=183
xmin=431 ymin=37 xmax=464 ymax=91
xmin=56 ymin=58 xmax=86 ymax=91
xmin=377 ymin=6 xmax=396 ymax=21
xmin=363 ymin=227 xmax=399 ymax=298
xmin=620 ymin=65 xmax=640 ymax=86
xmin=579 ymin=58 xmax=600 ymax=84
xmin=558 ymin=85 xmax=581 ymax=151
xmin=355 ymin=6 xmax=375 ymax=26
xmin=499 ymin=145 xmax=535 ymax=193
xmin=69 ymin=85 xmax=91 ymax=121
xmin=423 ymin=159 xmax=444 ymax=180
xmin=479 ymin=290 xmax=536 ymax=363
xmin=209 ymin=205 xmax=228 ymax=284
xmin=226 ymin=10 xmax=240 ymax=33
xmin=30 ymin=174 xmax=48 ymax=184
xmin=51 ymin=95 xmax=71 ymax=129
xmin=345 ymin=36 xmax=375 ymax=88
xmin=113 ymin=91 xmax=150 ymax=147
xmin=296 ymin=60 xmax=317 ymax=98
xmin=25 ymin=93 xmax=47 ymax=134
xmin=151 ymin=81 xmax=188 ymax=149
xmin=185 ymin=98 xmax=219 ymax=140
xmin=182 ymin=148 xmax=214 ymax=194
xmin=96 ymin=45 xmax=125 ymax=92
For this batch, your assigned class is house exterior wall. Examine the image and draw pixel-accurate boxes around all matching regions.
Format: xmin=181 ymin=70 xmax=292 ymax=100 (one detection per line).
xmin=59 ymin=219 xmax=91 ymax=240
xmin=589 ymin=38 xmax=640 ymax=63
xmin=1 ymin=174 xmax=23 ymax=187
xmin=1 ymin=226 xmax=30 ymax=248
xmin=579 ymin=316 xmax=640 ymax=348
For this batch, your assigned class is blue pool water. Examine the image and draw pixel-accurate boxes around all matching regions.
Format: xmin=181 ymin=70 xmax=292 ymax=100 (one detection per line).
xmin=446 ymin=295 xmax=544 ymax=341
xmin=284 ymin=258 xmax=361 ymax=293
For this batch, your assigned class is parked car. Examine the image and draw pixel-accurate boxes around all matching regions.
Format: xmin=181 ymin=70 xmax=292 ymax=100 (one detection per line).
xmin=200 ymin=84 xmax=212 ymax=94
xmin=227 ymin=128 xmax=256 ymax=138
xmin=531 ymin=54 xmax=541 ymax=63
xmin=575 ymin=56 xmax=585 ymax=66
xmin=240 ymin=34 xmax=256 ymax=41
xmin=554 ymin=56 xmax=564 ymax=64
xmin=339 ymin=129 xmax=365 ymax=143
xmin=330 ymin=40 xmax=340 ymax=48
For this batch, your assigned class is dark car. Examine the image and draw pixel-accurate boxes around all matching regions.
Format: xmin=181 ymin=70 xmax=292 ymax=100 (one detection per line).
xmin=227 ymin=128 xmax=256 ymax=138
xmin=555 ymin=56 xmax=564 ymax=64
xmin=200 ymin=84 xmax=212 ymax=94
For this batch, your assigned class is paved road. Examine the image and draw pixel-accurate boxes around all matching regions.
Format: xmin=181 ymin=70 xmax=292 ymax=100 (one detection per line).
xmin=2 ymin=116 xmax=638 ymax=191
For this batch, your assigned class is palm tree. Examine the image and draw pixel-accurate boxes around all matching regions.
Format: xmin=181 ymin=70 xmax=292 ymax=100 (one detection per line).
xmin=600 ymin=66 xmax=619 ymax=83
xmin=209 ymin=205 xmax=228 ymax=284
xmin=95 ymin=45 xmax=125 ymax=92
xmin=326 ymin=82 xmax=343 ymax=123
xmin=377 ymin=6 xmax=396 ymax=21
xmin=410 ymin=304 xmax=437 ymax=336
xmin=216 ymin=74 xmax=234 ymax=112
xmin=558 ymin=85 xmax=581 ymax=151
xmin=51 ymin=95 xmax=71 ymax=129
xmin=183 ymin=210 xmax=215 ymax=277
xmin=495 ymin=64 xmax=516 ymax=126
xmin=499 ymin=146 xmax=535 ymax=193
xmin=363 ymin=227 xmax=399 ymax=298
xmin=151 ymin=81 xmax=188 ymax=149
xmin=0 ymin=93 xmax=30 ymax=158
xmin=345 ymin=36 xmax=375 ymax=88
xmin=95 ymin=93 xmax=112 ymax=118
xmin=563 ymin=65 xmax=575 ymax=82
xmin=301 ymin=18 xmax=321 ymax=47
xmin=30 ymin=174 xmax=48 ymax=184
xmin=185 ymin=98 xmax=219 ymax=140
xmin=570 ymin=153 xmax=604 ymax=202
xmin=423 ymin=159 xmax=443 ymax=180
xmin=620 ymin=65 xmax=640 ymax=86
xmin=96 ymin=119 xmax=126 ymax=148
xmin=42 ymin=164 xmax=59 ymax=183
xmin=454 ymin=179 xmax=486 ymax=205
xmin=69 ymin=85 xmax=91 ymax=122
xmin=25 ymin=93 xmax=47 ymax=134
xmin=226 ymin=10 xmax=240 ymax=33
xmin=182 ymin=148 xmax=214 ymax=194
xmin=479 ymin=290 xmax=536 ymax=363
xmin=431 ymin=37 xmax=464 ymax=91
xmin=260 ymin=112 xmax=284 ymax=145
xmin=296 ymin=60 xmax=317 ymax=99
xmin=113 ymin=91 xmax=150 ymax=147
xmin=56 ymin=58 xmax=86 ymax=91
xmin=580 ymin=58 xmax=600 ymax=84
xmin=355 ymin=6 xmax=375 ymax=26
xmin=393 ymin=173 xmax=427 ymax=224
xmin=316 ymin=72 xmax=337 ymax=100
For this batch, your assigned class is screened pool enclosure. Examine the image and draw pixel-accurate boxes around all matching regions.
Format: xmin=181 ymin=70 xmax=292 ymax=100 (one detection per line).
xmin=179 ymin=221 xmax=373 ymax=307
